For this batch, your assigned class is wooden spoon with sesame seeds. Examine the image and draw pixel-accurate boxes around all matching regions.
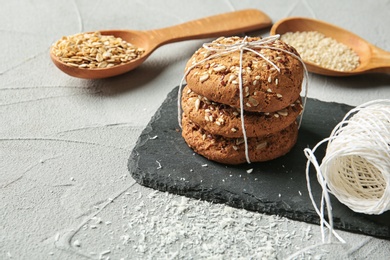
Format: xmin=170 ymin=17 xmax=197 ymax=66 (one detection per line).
xmin=270 ymin=17 xmax=390 ymax=76
xmin=50 ymin=9 xmax=272 ymax=79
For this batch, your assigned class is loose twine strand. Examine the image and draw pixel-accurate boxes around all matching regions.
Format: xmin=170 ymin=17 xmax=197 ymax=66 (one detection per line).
xmin=303 ymin=99 xmax=390 ymax=246
xmin=178 ymin=35 xmax=309 ymax=164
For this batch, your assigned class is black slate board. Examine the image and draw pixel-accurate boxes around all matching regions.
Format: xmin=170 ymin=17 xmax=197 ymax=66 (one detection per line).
xmin=128 ymin=86 xmax=390 ymax=240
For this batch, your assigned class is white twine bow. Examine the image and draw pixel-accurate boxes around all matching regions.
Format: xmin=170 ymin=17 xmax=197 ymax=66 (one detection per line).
xmin=178 ymin=35 xmax=309 ymax=164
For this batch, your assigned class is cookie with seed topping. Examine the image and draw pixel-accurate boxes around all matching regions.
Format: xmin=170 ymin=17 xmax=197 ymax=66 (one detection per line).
xmin=185 ymin=36 xmax=303 ymax=113
xmin=181 ymin=85 xmax=303 ymax=138
xmin=181 ymin=115 xmax=298 ymax=165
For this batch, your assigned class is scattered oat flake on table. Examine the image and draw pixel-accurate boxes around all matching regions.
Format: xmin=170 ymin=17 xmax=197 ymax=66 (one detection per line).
xmin=156 ymin=160 xmax=162 ymax=169
xmin=73 ymin=240 xmax=81 ymax=247
xmin=100 ymin=250 xmax=111 ymax=257
xmin=110 ymin=190 xmax=314 ymax=259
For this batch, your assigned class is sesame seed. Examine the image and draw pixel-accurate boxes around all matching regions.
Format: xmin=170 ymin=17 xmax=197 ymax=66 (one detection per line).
xmin=203 ymin=51 xmax=211 ymax=58
xmin=248 ymin=97 xmax=259 ymax=106
xmin=280 ymin=31 xmax=360 ymax=71
xmin=213 ymin=65 xmax=227 ymax=72
xmin=194 ymin=99 xmax=200 ymax=111
xmin=236 ymin=138 xmax=245 ymax=145
xmin=199 ymin=73 xmax=210 ymax=83
xmin=256 ymin=141 xmax=267 ymax=150
xmin=277 ymin=109 xmax=288 ymax=117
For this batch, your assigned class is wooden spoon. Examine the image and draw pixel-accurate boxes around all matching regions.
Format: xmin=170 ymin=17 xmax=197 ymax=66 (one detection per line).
xmin=50 ymin=9 xmax=271 ymax=79
xmin=270 ymin=17 xmax=390 ymax=76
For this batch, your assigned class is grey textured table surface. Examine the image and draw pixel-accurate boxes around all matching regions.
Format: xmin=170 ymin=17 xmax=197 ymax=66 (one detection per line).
xmin=1 ymin=0 xmax=389 ymax=259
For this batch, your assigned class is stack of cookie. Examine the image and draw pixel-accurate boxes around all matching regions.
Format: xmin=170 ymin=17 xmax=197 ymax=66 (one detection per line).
xmin=181 ymin=36 xmax=304 ymax=164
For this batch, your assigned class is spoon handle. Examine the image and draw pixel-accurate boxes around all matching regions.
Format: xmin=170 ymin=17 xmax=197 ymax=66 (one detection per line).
xmin=146 ymin=9 xmax=272 ymax=48
xmin=369 ymin=46 xmax=390 ymax=74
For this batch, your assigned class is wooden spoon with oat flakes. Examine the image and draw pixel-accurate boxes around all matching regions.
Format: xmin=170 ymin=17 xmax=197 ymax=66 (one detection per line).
xmin=50 ymin=9 xmax=272 ymax=79
xmin=271 ymin=17 xmax=390 ymax=76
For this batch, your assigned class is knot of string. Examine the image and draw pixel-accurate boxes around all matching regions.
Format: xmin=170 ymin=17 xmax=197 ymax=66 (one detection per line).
xmin=178 ymin=35 xmax=309 ymax=164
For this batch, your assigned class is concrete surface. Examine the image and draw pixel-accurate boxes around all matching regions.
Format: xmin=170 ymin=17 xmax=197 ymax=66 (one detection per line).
xmin=1 ymin=0 xmax=389 ymax=259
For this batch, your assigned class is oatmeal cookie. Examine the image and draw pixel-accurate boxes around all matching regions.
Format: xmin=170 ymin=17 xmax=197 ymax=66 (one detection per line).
xmin=181 ymin=115 xmax=298 ymax=165
xmin=181 ymin=85 xmax=303 ymax=138
xmin=185 ymin=36 xmax=304 ymax=113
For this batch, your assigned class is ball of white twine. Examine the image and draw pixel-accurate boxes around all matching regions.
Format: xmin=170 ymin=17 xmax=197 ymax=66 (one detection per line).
xmin=306 ymin=99 xmax=390 ymax=214
xmin=324 ymin=104 xmax=390 ymax=214
xmin=304 ymin=99 xmax=390 ymax=244
xmin=304 ymin=99 xmax=390 ymax=248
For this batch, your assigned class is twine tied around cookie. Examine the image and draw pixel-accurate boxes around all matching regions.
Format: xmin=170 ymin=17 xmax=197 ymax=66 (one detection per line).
xmin=303 ymin=99 xmax=390 ymax=245
xmin=178 ymin=35 xmax=309 ymax=164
